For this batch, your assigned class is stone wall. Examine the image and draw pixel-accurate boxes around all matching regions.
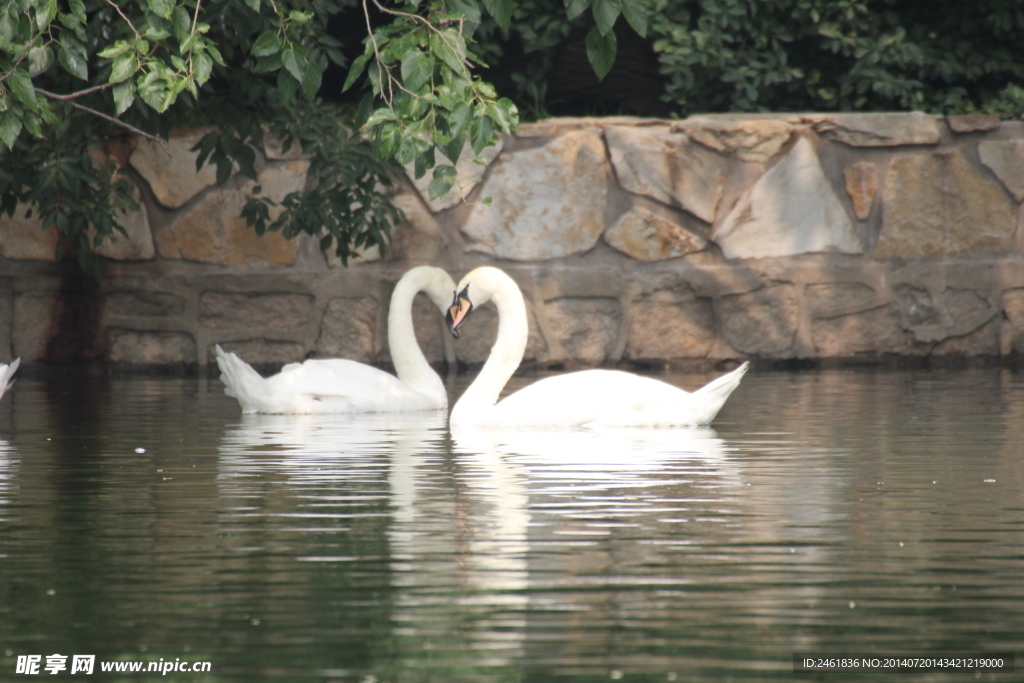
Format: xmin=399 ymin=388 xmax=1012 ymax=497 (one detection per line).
xmin=4 ymin=113 xmax=1024 ymax=372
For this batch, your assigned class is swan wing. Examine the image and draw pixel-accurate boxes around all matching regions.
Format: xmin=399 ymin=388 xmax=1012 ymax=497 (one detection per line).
xmin=492 ymin=365 xmax=748 ymax=427
xmin=216 ymin=346 xmax=443 ymax=414
xmin=266 ymin=359 xmax=444 ymax=412
xmin=0 ymin=358 xmax=19 ymax=400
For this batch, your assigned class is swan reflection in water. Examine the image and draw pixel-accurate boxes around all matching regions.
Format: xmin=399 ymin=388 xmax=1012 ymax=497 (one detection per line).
xmin=0 ymin=439 xmax=16 ymax=520
xmin=217 ymin=413 xmax=737 ymax=675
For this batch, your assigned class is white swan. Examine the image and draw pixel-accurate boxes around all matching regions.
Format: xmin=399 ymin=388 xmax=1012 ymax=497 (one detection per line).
xmin=216 ymin=265 xmax=455 ymax=414
xmin=0 ymin=358 xmax=19 ymax=401
xmin=445 ymin=267 xmax=749 ymax=428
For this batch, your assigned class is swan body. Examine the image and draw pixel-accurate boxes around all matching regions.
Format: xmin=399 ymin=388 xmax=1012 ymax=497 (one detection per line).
xmin=0 ymin=358 xmax=19 ymax=401
xmin=445 ymin=267 xmax=748 ymax=429
xmin=217 ymin=266 xmax=455 ymax=414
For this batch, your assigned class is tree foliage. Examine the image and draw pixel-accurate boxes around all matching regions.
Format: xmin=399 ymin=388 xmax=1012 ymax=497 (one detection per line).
xmin=0 ymin=0 xmax=637 ymax=274
xmin=1 ymin=0 xmax=1022 ymax=275
xmin=478 ymin=0 xmax=1024 ymax=117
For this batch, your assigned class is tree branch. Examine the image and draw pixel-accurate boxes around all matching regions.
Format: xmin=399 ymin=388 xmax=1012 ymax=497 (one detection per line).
xmin=36 ymin=88 xmax=170 ymax=154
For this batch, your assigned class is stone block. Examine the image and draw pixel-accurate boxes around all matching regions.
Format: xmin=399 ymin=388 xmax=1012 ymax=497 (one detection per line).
xmin=107 ymin=291 xmax=186 ymax=317
xmin=544 ymin=297 xmax=621 ymax=365
xmin=315 ymin=296 xmax=378 ymax=363
xmin=811 ymin=305 xmax=910 ymax=356
xmin=200 ymin=292 xmax=313 ymax=329
xmin=895 ymin=286 xmax=997 ymax=342
xmin=931 ymin=319 xmax=1000 ymax=357
xmin=877 ymin=151 xmax=1016 ymax=259
xmin=462 ymin=130 xmax=608 ymax=260
xmin=155 ymin=159 xmax=308 ymax=266
xmin=812 ymin=112 xmax=941 ymax=147
xmin=807 ymin=283 xmax=886 ymax=319
xmin=978 ymin=140 xmax=1024 ymax=202
xmin=1001 ymin=288 xmax=1024 ymax=352
xmin=0 ymin=207 xmax=59 ymax=261
xmin=714 ymin=137 xmax=862 ymax=259
xmin=604 ymin=125 xmax=724 ymax=222
xmin=107 ymin=329 xmax=197 ymax=366
xmin=91 ymin=183 xmax=155 ymax=261
xmin=625 ymin=290 xmax=715 ymax=360
xmin=716 ymin=285 xmax=798 ymax=356
xmin=947 ymin=115 xmax=1000 ymax=133
xmin=678 ymin=117 xmax=794 ymax=162
xmin=13 ymin=292 xmax=58 ymax=361
xmin=604 ymin=204 xmax=708 ymax=261
xmin=385 ymin=188 xmax=443 ymax=262
xmin=129 ymin=127 xmax=223 ymax=209
xmin=843 ymin=161 xmax=877 ymax=221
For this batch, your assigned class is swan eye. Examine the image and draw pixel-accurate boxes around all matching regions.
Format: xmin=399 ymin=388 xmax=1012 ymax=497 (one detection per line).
xmin=445 ymin=285 xmax=473 ymax=339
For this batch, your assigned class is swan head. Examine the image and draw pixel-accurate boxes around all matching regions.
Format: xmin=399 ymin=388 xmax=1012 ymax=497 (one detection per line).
xmin=445 ymin=284 xmax=473 ymax=339
xmin=445 ymin=267 xmax=521 ymax=339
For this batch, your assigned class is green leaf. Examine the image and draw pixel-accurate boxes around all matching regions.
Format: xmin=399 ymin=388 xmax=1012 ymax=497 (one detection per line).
xmin=0 ymin=111 xmax=22 ymax=150
xmin=147 ymin=0 xmax=175 ymax=20
xmin=427 ymin=164 xmax=458 ymax=200
xmin=281 ymin=48 xmax=304 ymax=83
xmin=27 ymin=46 xmax=53 ymax=77
xmin=35 ymin=0 xmax=57 ymax=32
xmin=441 ymin=134 xmax=464 ymax=166
xmin=342 ymin=52 xmax=369 ymax=92
xmin=288 ymin=10 xmax=313 ymax=24
xmin=448 ymin=101 xmax=472 ymax=140
xmin=585 ymin=26 xmax=617 ymax=81
xmin=592 ymin=0 xmax=621 ymax=36
xmin=172 ymin=6 xmax=191 ymax=42
xmin=482 ymin=0 xmax=513 ymax=29
xmin=470 ymin=114 xmax=493 ymax=156
xmin=69 ymin=0 xmax=87 ymax=24
xmin=195 ymin=51 xmax=213 ymax=84
xmin=112 ymin=81 xmax=135 ymax=115
xmin=58 ymin=41 xmax=88 ymax=80
xmin=429 ymin=30 xmax=467 ymax=76
xmin=244 ymin=0 xmax=260 ymax=11
xmin=401 ymin=49 xmax=432 ymax=92
xmin=487 ymin=98 xmax=518 ymax=134
xmin=109 ymin=54 xmax=137 ymax=83
xmin=448 ymin=0 xmax=482 ymax=24
xmin=255 ymin=52 xmax=283 ymax=74
xmin=362 ymin=107 xmax=399 ymax=128
xmin=7 ymin=69 xmax=37 ymax=112
xmin=301 ymin=57 xmax=322 ymax=100
xmin=565 ymin=0 xmax=589 ymax=20
xmin=251 ymin=31 xmax=282 ymax=57
xmin=621 ymin=0 xmax=647 ymax=37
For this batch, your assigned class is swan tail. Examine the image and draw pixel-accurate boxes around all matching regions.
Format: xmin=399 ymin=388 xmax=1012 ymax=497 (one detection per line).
xmin=0 ymin=358 xmax=20 ymax=399
xmin=690 ymin=361 xmax=749 ymax=425
xmin=215 ymin=345 xmax=269 ymax=412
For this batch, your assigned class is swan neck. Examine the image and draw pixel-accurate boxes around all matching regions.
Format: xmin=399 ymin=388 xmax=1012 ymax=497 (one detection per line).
xmin=453 ymin=277 xmax=528 ymax=419
xmin=388 ymin=272 xmax=442 ymax=397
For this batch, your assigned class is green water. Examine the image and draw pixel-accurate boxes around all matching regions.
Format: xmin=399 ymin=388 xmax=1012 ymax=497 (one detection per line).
xmin=0 ymin=368 xmax=1021 ymax=681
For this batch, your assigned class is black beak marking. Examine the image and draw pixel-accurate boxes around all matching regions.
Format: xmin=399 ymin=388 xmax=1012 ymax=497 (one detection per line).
xmin=445 ymin=285 xmax=473 ymax=339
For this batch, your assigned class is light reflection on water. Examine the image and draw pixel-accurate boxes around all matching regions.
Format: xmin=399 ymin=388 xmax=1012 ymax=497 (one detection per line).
xmin=0 ymin=368 xmax=1022 ymax=681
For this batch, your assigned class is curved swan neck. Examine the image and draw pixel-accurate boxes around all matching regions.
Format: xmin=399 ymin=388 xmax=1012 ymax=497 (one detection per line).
xmin=452 ymin=270 xmax=528 ymax=421
xmin=388 ymin=269 xmax=445 ymax=399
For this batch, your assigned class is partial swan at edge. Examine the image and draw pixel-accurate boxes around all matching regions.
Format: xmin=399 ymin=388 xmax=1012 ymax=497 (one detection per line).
xmin=0 ymin=358 xmax=19 ymax=402
xmin=216 ymin=266 xmax=455 ymax=414
xmin=445 ymin=267 xmax=748 ymax=429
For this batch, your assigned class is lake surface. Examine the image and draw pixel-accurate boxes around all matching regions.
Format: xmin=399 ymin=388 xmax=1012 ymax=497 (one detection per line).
xmin=0 ymin=367 xmax=1021 ymax=681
